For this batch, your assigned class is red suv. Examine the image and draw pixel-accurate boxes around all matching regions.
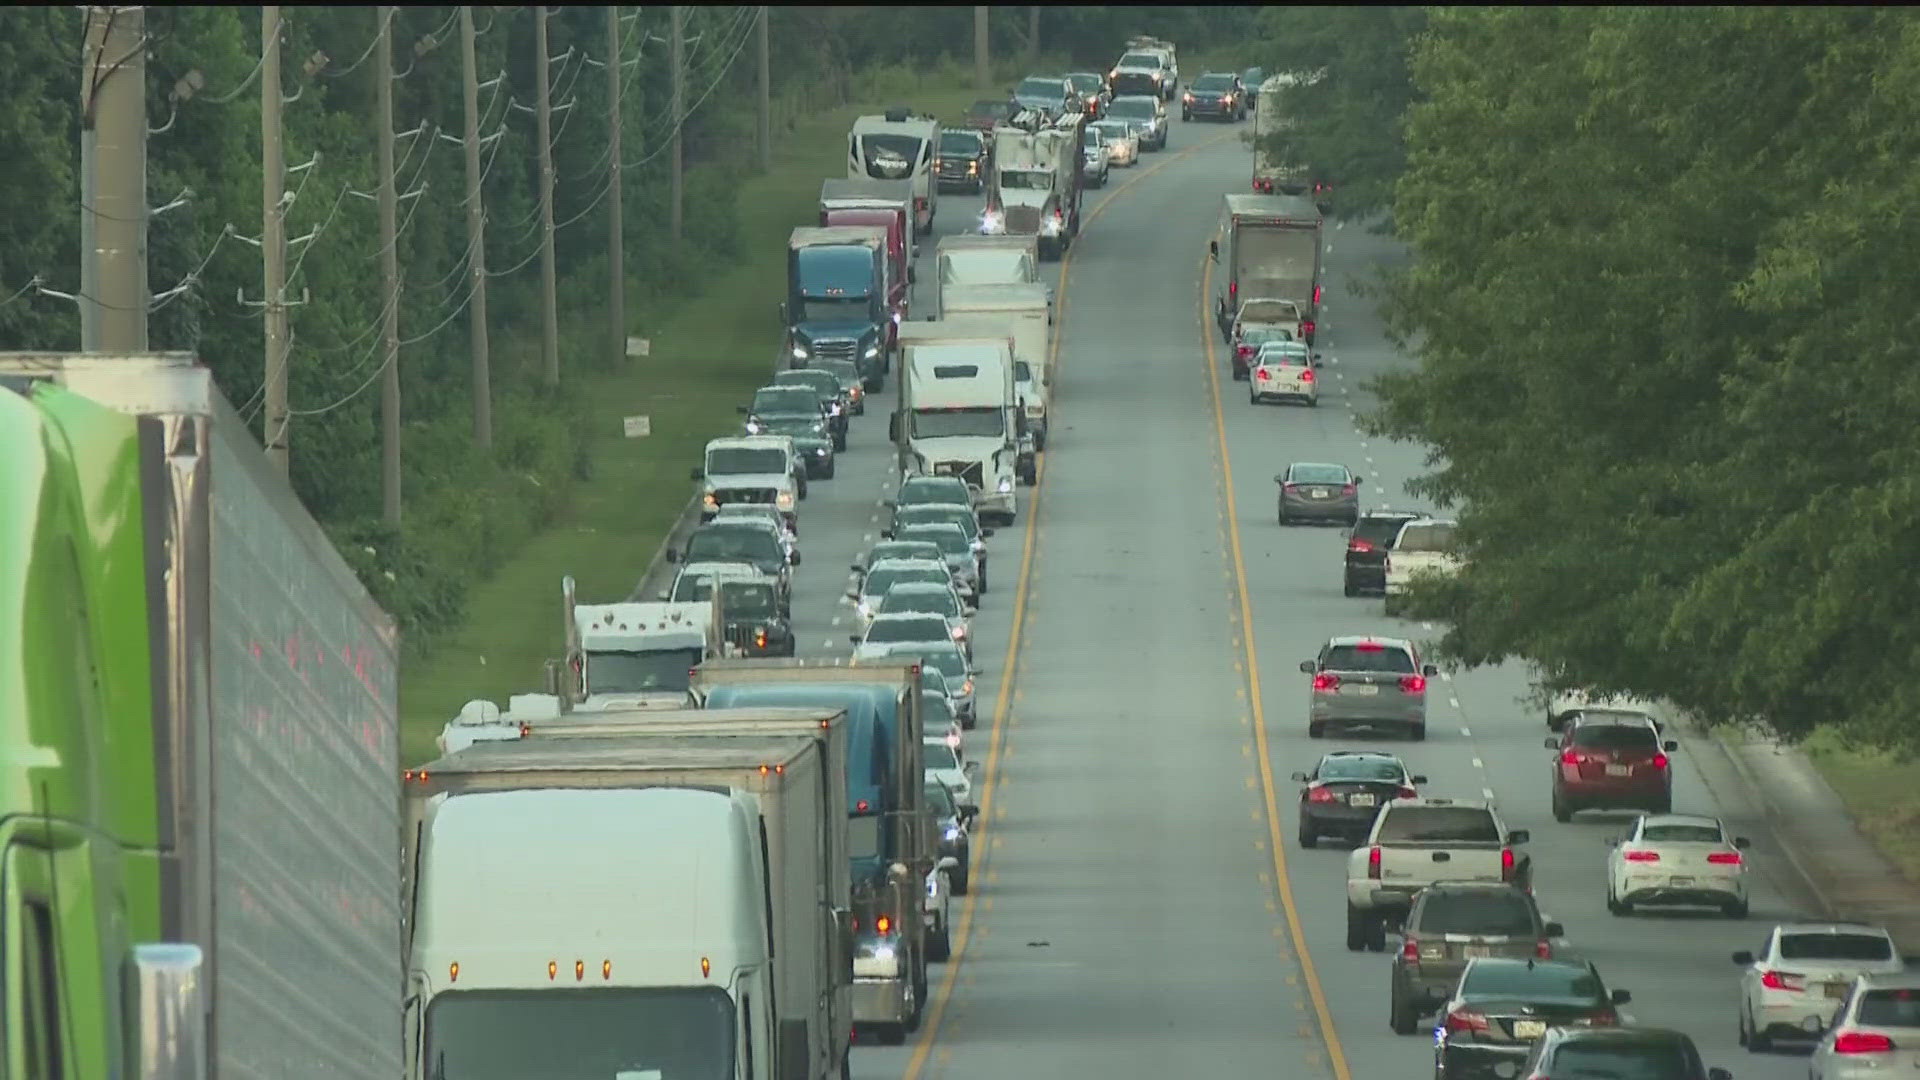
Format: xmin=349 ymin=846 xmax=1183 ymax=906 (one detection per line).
xmin=1546 ymin=714 xmax=1678 ymax=821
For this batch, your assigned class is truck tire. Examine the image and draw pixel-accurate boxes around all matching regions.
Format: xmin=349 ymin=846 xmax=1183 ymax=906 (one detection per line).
xmin=1297 ymin=819 xmax=1317 ymax=848
xmin=927 ymin=921 xmax=951 ymax=962
xmin=1367 ymin=916 xmax=1389 ymax=952
xmin=1389 ymin=983 xmax=1420 ymax=1035
xmin=1346 ymin=904 xmax=1370 ymax=952
xmin=1408 ymin=723 xmax=1426 ymax=742
xmin=1308 ymin=721 xmax=1325 ymax=739
xmin=872 ymin=1024 xmax=907 ymax=1047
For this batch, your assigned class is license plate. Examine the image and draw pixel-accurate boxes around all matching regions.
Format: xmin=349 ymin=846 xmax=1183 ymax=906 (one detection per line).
xmin=1826 ymin=983 xmax=1850 ymax=1000
xmin=1668 ymin=876 xmax=1693 ymax=886
xmin=1348 ymin=793 xmax=1376 ymax=808
xmin=1310 ymin=489 xmax=1330 ymax=498
xmin=1605 ymin=764 xmax=1630 ymax=777
xmin=1342 ymin=684 xmax=1379 ymax=696
xmin=1512 ymin=1020 xmax=1546 ymax=1040
xmin=1464 ymin=946 xmax=1491 ymax=958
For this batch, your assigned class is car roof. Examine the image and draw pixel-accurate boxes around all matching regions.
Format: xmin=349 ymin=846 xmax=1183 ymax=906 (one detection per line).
xmin=901 ymin=475 xmax=968 ymax=489
xmin=882 ymin=640 xmax=961 ymax=658
xmin=1774 ymin=922 xmax=1896 ymax=937
xmin=866 ymin=558 xmax=949 ymax=574
xmin=1288 ymin=461 xmax=1350 ymax=474
xmin=1399 ymin=516 xmax=1457 ymax=527
xmin=1637 ymin=813 xmax=1722 ymax=830
xmin=1860 ymin=971 xmax=1920 ymax=990
xmin=1421 ymin=880 xmax=1531 ymax=895
xmin=898 ymin=521 xmax=967 ymax=536
xmin=1391 ymin=796 xmax=1490 ymax=811
xmin=1547 ymin=1026 xmax=1693 ymax=1045
xmin=884 ymin=582 xmax=954 ymax=596
xmin=1361 ymin=510 xmax=1421 ymax=521
xmin=1324 ymin=634 xmax=1415 ymax=650
xmin=869 ymin=611 xmax=947 ymax=624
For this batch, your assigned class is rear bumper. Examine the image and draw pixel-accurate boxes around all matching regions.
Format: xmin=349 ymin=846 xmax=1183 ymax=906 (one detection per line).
xmin=1310 ymin=698 xmax=1424 ymax=728
xmin=972 ymin=487 xmax=1015 ymax=518
xmin=1345 ymin=558 xmax=1388 ymax=589
xmin=1559 ymin=778 xmax=1668 ymax=807
xmin=1754 ymin=999 xmax=1841 ymax=1038
xmin=852 ymin=977 xmax=912 ymax=1025
xmin=1621 ymin=882 xmax=1742 ymax=906
xmin=1437 ymin=1040 xmax=1530 ymax=1075
xmin=1302 ymin=803 xmax=1383 ymax=836
xmin=1282 ymin=495 xmax=1357 ymax=521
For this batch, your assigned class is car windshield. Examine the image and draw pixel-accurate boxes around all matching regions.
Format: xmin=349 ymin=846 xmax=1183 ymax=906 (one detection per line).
xmin=1397 ymin=523 xmax=1457 ymax=551
xmin=1571 ymin=724 xmax=1658 ymax=751
xmin=865 ymin=565 xmax=949 ymax=597
xmin=1066 ymin=73 xmax=1102 ymax=93
xmin=1858 ymin=988 xmax=1920 ymax=1027
xmin=1462 ymin=963 xmax=1604 ymax=1004
xmin=1780 ymin=933 xmax=1896 ymax=962
xmin=669 ymin=574 xmax=722 ymax=602
xmin=910 ymin=408 xmax=1005 ymax=438
xmin=925 ymin=781 xmax=957 ymax=816
xmin=897 ymin=507 xmax=977 ymax=539
xmin=1107 ymin=98 xmax=1156 ymax=119
xmin=1094 ymin=122 xmax=1130 ymax=139
xmin=891 ymin=645 xmax=965 ymax=682
xmin=1323 ymin=644 xmax=1415 ymax=673
xmin=685 ymin=527 xmax=780 ymax=563
xmin=1119 ymin=53 xmax=1161 ymax=69
xmin=759 ymin=416 xmax=822 ymax=439
xmin=858 ymin=133 xmax=926 ymax=179
xmin=899 ymin=480 xmax=969 ymax=506
xmin=1417 ymin=892 xmax=1537 ymax=936
xmin=1547 ymin=1042 xmax=1696 ymax=1080
xmin=752 ymin=387 xmax=819 ymax=415
xmin=939 ymin=131 xmax=982 ymax=154
xmin=586 ymin=648 xmax=702 ymax=694
xmin=817 ymin=359 xmax=861 ymax=385
xmin=921 ymin=669 xmax=950 ymax=697
xmin=899 ymin=528 xmax=968 ymax=557
xmin=424 ymin=985 xmax=733 ymax=1080
xmin=1083 ymin=128 xmax=1103 ymax=148
xmin=1640 ymin=822 xmax=1722 ymax=843
xmin=999 ymin=168 xmax=1053 ymax=190
xmin=1260 ymin=346 xmax=1309 ymax=366
xmin=798 ymin=296 xmax=868 ymax=323
xmin=881 ymin=588 xmax=958 ymax=619
xmin=924 ymin=741 xmax=959 ymax=770
xmin=1192 ymin=75 xmax=1236 ymax=92
xmin=866 ymin=616 xmax=949 ymax=644
xmin=1017 ymin=78 xmax=1063 ymax=98
xmin=1359 ymin=516 xmax=1418 ymax=543
xmin=777 ymin=373 xmax=838 ymax=397
xmin=707 ymin=447 xmax=786 ymax=475
xmin=1289 ymin=464 xmax=1350 ymax=485
xmin=1319 ymin=757 xmax=1405 ymax=783
xmin=719 ymin=582 xmax=776 ymax=617
xmin=1377 ymin=807 xmax=1501 ymax=843
xmin=1014 ymin=361 xmax=1033 ymax=382
xmin=1243 ymin=327 xmax=1295 ymax=346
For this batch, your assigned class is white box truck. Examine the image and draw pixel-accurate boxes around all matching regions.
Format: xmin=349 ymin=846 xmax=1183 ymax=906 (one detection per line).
xmin=893 ymin=322 xmax=1026 ymax=523
xmin=933 ymin=234 xmax=1049 ymax=320
xmin=403 ymin=735 xmax=842 ymax=1080
xmin=936 ymin=284 xmax=1054 ymax=451
xmin=1210 ymin=192 xmax=1324 ymax=345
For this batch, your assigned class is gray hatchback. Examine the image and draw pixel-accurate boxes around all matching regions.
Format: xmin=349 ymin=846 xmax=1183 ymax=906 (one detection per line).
xmin=1277 ymin=461 xmax=1361 ymax=525
xmin=1301 ymin=635 xmax=1437 ymax=740
xmin=1389 ymin=882 xmax=1563 ymax=1034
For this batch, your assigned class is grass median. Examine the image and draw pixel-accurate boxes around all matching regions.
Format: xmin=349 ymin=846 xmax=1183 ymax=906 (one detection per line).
xmin=397 ymin=73 xmax=1012 ymax=764
xmin=1801 ymin=728 xmax=1920 ymax=886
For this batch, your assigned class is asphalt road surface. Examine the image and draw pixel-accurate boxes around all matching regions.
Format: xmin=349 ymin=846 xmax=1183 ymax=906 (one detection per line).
xmin=768 ymin=109 xmax=1822 ymax=1080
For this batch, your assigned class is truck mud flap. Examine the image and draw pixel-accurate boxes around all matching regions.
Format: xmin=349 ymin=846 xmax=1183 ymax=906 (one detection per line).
xmin=778 ymin=1018 xmax=810 ymax=1080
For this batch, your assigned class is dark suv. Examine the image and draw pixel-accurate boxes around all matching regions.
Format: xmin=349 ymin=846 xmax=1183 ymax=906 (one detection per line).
xmin=1389 ymin=883 xmax=1563 ymax=1034
xmin=936 ymin=128 xmax=989 ymax=194
xmin=1548 ymin=714 xmax=1678 ymax=820
xmin=1344 ymin=511 xmax=1420 ymax=597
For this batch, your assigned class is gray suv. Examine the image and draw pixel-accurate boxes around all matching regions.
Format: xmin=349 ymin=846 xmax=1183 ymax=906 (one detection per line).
xmin=1301 ymin=635 xmax=1438 ymax=740
xmin=1388 ymin=882 xmax=1563 ymax=1034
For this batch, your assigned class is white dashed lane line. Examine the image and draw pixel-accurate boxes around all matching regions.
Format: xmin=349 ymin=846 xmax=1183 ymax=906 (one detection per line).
xmin=1460 ymin=726 xmax=1472 ymax=737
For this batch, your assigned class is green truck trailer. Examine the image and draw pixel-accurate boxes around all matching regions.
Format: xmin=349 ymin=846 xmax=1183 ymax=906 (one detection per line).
xmin=0 ymin=354 xmax=403 ymax=1079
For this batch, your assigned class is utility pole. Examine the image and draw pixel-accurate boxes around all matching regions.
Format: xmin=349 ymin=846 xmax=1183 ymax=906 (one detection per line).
xmin=669 ymin=5 xmax=684 ymax=245
xmin=533 ymin=4 xmax=559 ymax=387
xmin=754 ymin=6 xmax=770 ymax=172
xmin=974 ymin=6 xmax=989 ymax=93
xmin=262 ymin=5 xmax=291 ymax=475
xmin=606 ymin=4 xmax=625 ymax=368
xmin=458 ymin=6 xmax=493 ymax=449
xmin=1028 ymin=5 xmax=1040 ymax=65
xmin=79 ymin=5 xmax=150 ymax=353
xmin=375 ymin=6 xmax=402 ymax=524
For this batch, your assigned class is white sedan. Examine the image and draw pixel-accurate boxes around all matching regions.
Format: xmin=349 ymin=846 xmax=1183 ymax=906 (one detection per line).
xmin=1249 ymin=340 xmax=1318 ymax=406
xmin=851 ymin=612 xmax=954 ymax=662
xmin=1606 ymin=812 xmax=1750 ymax=917
xmin=924 ymin=736 xmax=979 ymax=809
xmin=1091 ymin=120 xmax=1140 ymax=166
xmin=923 ymin=857 xmax=960 ymax=962
xmin=1809 ymin=971 xmax=1920 ymax=1078
xmin=1737 ymin=923 xmax=1905 ymax=1051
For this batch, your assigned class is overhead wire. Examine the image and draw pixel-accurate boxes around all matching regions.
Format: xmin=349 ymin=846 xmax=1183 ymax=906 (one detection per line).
xmin=322 ymin=7 xmax=397 ymax=80
xmin=622 ymin=5 xmax=758 ymax=172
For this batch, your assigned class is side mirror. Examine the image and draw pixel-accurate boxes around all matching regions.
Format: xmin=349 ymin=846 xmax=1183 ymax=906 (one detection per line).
xmin=1311 ymin=352 xmax=1323 ymax=367
xmin=1289 ymin=771 xmax=1309 ymax=783
xmin=959 ymin=806 xmax=977 ymax=824
xmin=656 ymin=591 xmax=671 ymax=601
xmin=1605 ymin=836 xmax=1621 ymax=847
xmin=1662 ymin=740 xmax=1679 ymax=752
xmin=981 ymin=528 xmax=996 ymax=538
xmin=1731 ymin=950 xmax=1755 ymax=966
xmin=132 ymin=943 xmax=208 ymax=1080
xmin=1610 ymin=988 xmax=1632 ymax=1005
xmin=1409 ymin=774 xmax=1428 ymax=785
xmin=1733 ymin=836 xmax=1752 ymax=849
xmin=1422 ymin=664 xmax=1438 ymax=677
xmin=1298 ymin=660 xmax=1317 ymax=674
xmin=1351 ymin=475 xmax=1365 ymax=485
xmin=1506 ymin=829 xmax=1530 ymax=845
xmin=849 ymin=635 xmax=861 ymax=644
xmin=788 ymin=550 xmax=801 ymax=565
xmin=882 ymin=499 xmax=897 ymax=509
xmin=1543 ymin=921 xmax=1565 ymax=938
xmin=664 ymin=550 xmax=680 ymax=564
xmin=1208 ymin=239 xmax=1219 ymax=261
xmin=964 ymin=760 xmax=981 ymax=777
xmin=887 ymin=861 xmax=910 ymax=882
xmin=845 ymin=587 xmax=860 ymax=600
xmin=1273 ymin=474 xmax=1287 ymax=484
xmin=963 ymin=606 xmax=977 ymax=617
xmin=937 ymin=855 xmax=960 ymax=873
xmin=879 ymin=529 xmax=894 ymax=540
xmin=689 ymin=466 xmax=705 ymax=480
xmin=1543 ymin=736 xmax=1560 ymax=749
xmin=851 ymin=562 xmax=864 ymax=573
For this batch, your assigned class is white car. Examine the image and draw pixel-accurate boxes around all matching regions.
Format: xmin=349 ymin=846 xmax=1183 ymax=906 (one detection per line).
xmin=923 ymin=735 xmax=979 ymax=809
xmin=1809 ymin=971 xmax=1920 ymax=1078
xmin=1545 ymin=688 xmax=1668 ymax=733
xmin=1249 ymin=340 xmax=1318 ymax=406
xmin=665 ymin=561 xmax=763 ymax=602
xmin=1735 ymin=922 xmax=1905 ymax=1051
xmin=923 ymin=856 xmax=960 ymax=962
xmin=1606 ymin=813 xmax=1751 ymax=917
xmin=924 ymin=691 xmax=965 ymax=755
xmin=848 ymin=558 xmax=958 ymax=634
xmin=876 ymin=580 xmax=975 ymax=660
xmin=852 ymin=612 xmax=954 ymax=662
xmin=1080 ymin=126 xmax=1111 ymax=188
xmin=1091 ymin=120 xmax=1139 ymax=165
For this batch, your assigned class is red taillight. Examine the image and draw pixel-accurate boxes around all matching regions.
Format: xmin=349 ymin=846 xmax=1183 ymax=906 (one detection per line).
xmin=1760 ymin=970 xmax=1805 ymax=992
xmin=1355 ymin=640 xmax=1384 ymax=652
xmin=1236 ymin=344 xmax=1253 ymax=358
xmin=1313 ymin=284 xmax=1323 ymax=305
xmin=1229 ymin=280 xmax=1237 ymax=300
xmin=1401 ymin=937 xmax=1420 ymax=961
xmin=1301 ymin=369 xmax=1315 ymax=382
xmin=1348 ymin=538 xmax=1375 ymax=553
xmin=1367 ymin=846 xmax=1382 ymax=879
xmin=1500 ymin=848 xmax=1516 ymax=880
xmin=1835 ymin=1032 xmax=1896 ymax=1054
xmin=1307 ymin=786 xmax=1338 ymax=804
xmin=914 ymin=197 xmax=927 ymax=211
xmin=1312 ymin=673 xmax=1340 ymax=692
xmin=1706 ymin=851 xmax=1743 ymax=865
xmin=1535 ymin=938 xmax=1553 ymax=959
xmin=1397 ymin=786 xmax=1418 ymax=799
xmin=1282 ymin=483 xmax=1300 ymax=494
xmin=1560 ymin=749 xmax=1582 ymax=766
xmin=1302 ymin=319 xmax=1315 ymax=337
xmin=1652 ymin=753 xmax=1670 ymax=770
xmin=1586 ymin=1009 xmax=1617 ymax=1026
xmin=1444 ymin=1009 xmax=1488 ymax=1034
xmin=1622 ymin=849 xmax=1660 ymax=862
xmin=1399 ymin=675 xmax=1427 ymax=694
xmin=1339 ymin=482 xmax=1354 ymax=495
xmin=1256 ymin=368 xmax=1271 ymax=381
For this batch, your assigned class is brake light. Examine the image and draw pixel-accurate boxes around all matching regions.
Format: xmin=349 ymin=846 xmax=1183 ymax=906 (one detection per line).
xmin=1339 ymin=482 xmax=1353 ymax=495
xmin=1229 ymin=280 xmax=1237 ymax=300
xmin=1307 ymin=786 xmax=1338 ymax=804
xmin=1282 ymin=483 xmax=1300 ymax=494
xmin=1314 ymin=284 xmax=1323 ymax=306
xmin=1584 ymin=1009 xmax=1617 ymax=1026
xmin=1237 ymin=344 xmax=1254 ymax=358
xmin=1835 ymin=1032 xmax=1896 ymax=1054
xmin=1706 ymin=851 xmax=1743 ymax=865
xmin=1397 ymin=786 xmax=1418 ymax=799
xmin=1535 ymin=938 xmax=1553 ymax=959
xmin=1401 ymin=937 xmax=1420 ymax=961
xmin=1367 ymin=846 xmax=1382 ymax=879
xmin=1301 ymin=369 xmax=1315 ymax=382
xmin=1399 ymin=674 xmax=1427 ymax=694
xmin=1653 ymin=753 xmax=1670 ymax=770
xmin=1347 ymin=538 xmax=1375 ymax=553
xmin=1312 ymin=673 xmax=1340 ymax=692
xmin=1256 ymin=368 xmax=1271 ymax=381
xmin=1444 ymin=1009 xmax=1489 ymax=1034
xmin=1500 ymin=848 xmax=1516 ymax=880
xmin=1622 ymin=849 xmax=1660 ymax=862
xmin=1302 ymin=319 xmax=1315 ymax=337
xmin=1560 ymin=749 xmax=1582 ymax=766
xmin=876 ymin=915 xmax=893 ymax=935
xmin=1760 ymin=970 xmax=1805 ymax=992
xmin=1355 ymin=640 xmax=1384 ymax=651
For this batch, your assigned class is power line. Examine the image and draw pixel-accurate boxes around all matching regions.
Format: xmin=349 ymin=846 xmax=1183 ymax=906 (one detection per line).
xmin=322 ymin=7 xmax=397 ymax=79
xmin=623 ymin=6 xmax=758 ymax=171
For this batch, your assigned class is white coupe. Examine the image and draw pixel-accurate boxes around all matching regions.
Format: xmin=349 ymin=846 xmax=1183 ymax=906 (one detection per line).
xmin=1606 ymin=812 xmax=1750 ymax=918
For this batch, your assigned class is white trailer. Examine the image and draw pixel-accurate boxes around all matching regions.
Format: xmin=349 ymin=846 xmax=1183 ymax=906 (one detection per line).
xmin=933 ymin=234 xmax=1048 ymax=317
xmin=936 ymin=285 xmax=1054 ymax=451
xmin=849 ymin=109 xmax=940 ymax=235
xmin=894 ymin=324 xmax=1023 ymax=523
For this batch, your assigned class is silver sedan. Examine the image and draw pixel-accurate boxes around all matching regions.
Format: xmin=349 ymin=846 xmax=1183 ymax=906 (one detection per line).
xmin=1275 ymin=461 xmax=1361 ymax=526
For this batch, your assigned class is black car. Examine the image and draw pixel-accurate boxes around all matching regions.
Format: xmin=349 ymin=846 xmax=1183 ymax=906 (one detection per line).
xmin=1011 ymin=75 xmax=1079 ymax=120
xmin=716 ymin=577 xmax=793 ymax=656
xmin=1434 ymin=958 xmax=1632 ymax=1078
xmin=1392 ymin=883 xmax=1563 ymax=1035
xmin=1344 ymin=511 xmax=1421 ymax=596
xmin=1242 ymin=67 xmax=1267 ymax=106
xmin=1515 ymin=1026 xmax=1730 ymax=1080
xmin=1292 ymin=750 xmax=1425 ymax=847
xmin=936 ymin=128 xmax=989 ymax=194
xmin=1182 ymin=72 xmax=1247 ymax=122
xmin=924 ymin=777 xmax=974 ymax=893
xmin=773 ymin=369 xmax=849 ymax=449
xmin=1065 ymin=72 xmax=1110 ymax=118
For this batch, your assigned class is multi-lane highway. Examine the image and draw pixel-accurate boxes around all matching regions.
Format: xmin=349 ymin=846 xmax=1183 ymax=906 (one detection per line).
xmin=769 ymin=109 xmax=1824 ymax=1080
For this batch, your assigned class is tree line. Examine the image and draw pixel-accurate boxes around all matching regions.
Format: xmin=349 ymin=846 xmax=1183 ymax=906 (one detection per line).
xmin=1255 ymin=7 xmax=1920 ymax=752
xmin=0 ymin=6 xmax=1254 ymax=653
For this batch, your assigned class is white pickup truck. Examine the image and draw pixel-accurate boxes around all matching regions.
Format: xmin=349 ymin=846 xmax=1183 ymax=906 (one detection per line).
xmin=1383 ymin=517 xmax=1463 ymax=616
xmin=1345 ymin=797 xmax=1533 ymax=952
xmin=1232 ymin=297 xmax=1307 ymax=345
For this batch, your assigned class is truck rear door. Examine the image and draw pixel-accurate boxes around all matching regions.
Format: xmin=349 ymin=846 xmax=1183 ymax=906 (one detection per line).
xmin=1374 ymin=805 xmax=1509 ymax=886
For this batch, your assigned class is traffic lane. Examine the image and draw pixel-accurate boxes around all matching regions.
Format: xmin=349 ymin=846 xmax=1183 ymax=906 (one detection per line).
xmin=900 ymin=120 xmax=1341 ymax=1080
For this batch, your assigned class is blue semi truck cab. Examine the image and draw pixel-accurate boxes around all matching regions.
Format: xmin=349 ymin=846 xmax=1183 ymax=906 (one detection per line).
xmin=785 ymin=225 xmax=892 ymax=391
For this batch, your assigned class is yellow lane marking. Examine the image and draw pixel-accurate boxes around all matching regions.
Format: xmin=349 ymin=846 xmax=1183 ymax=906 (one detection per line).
xmin=1200 ymin=252 xmax=1354 ymax=1079
xmin=900 ymin=130 xmax=1241 ymax=1079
